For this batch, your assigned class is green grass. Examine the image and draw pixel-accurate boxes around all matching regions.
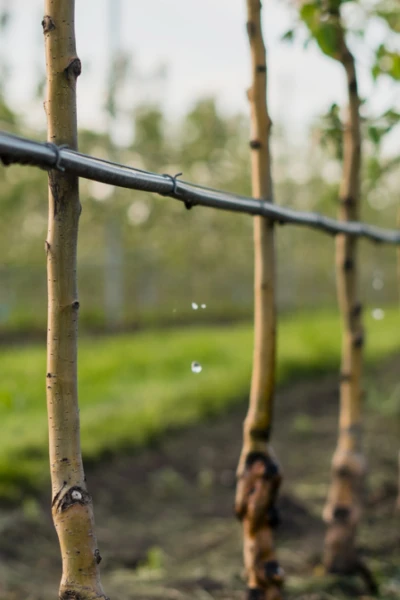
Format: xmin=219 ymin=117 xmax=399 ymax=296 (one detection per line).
xmin=0 ymin=307 xmax=399 ymax=503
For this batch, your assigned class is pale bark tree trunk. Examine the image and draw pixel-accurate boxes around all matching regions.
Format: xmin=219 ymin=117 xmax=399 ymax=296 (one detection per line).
xmin=43 ymin=2 xmax=108 ymax=598
xmin=235 ymin=2 xmax=283 ymax=599
xmin=322 ymin=2 xmax=376 ymax=593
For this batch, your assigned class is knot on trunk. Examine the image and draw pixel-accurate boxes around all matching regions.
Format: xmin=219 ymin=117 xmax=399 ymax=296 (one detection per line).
xmin=351 ymin=303 xmax=362 ymax=318
xmin=53 ymin=485 xmax=91 ymax=513
xmin=340 ymin=195 xmax=355 ymax=208
xmin=94 ymin=548 xmax=102 ymax=564
xmin=352 ymin=330 xmax=364 ymax=348
xmin=348 ymin=78 xmax=358 ymax=94
xmin=249 ymin=139 xmax=262 ymax=150
xmin=250 ymin=427 xmax=271 ymax=442
xmin=235 ymin=451 xmax=282 ymax=528
xmin=323 ymin=449 xmax=366 ymax=528
xmin=65 ymin=58 xmax=82 ymax=82
xmin=343 ymin=257 xmax=353 ymax=271
xmin=42 ymin=15 xmax=56 ymax=34
xmin=333 ymin=447 xmax=365 ymax=480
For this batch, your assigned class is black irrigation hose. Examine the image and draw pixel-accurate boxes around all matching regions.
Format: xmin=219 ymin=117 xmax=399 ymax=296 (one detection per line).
xmin=1 ymin=130 xmax=399 ymax=245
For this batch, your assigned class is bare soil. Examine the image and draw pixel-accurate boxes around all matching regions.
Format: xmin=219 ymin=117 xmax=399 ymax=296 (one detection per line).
xmin=0 ymin=358 xmax=399 ymax=600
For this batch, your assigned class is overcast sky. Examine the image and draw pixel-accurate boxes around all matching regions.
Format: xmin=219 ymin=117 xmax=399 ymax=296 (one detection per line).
xmin=2 ymin=0 xmax=399 ymax=146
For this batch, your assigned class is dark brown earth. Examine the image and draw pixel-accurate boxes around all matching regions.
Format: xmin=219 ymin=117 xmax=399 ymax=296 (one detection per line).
xmin=0 ymin=358 xmax=399 ymax=600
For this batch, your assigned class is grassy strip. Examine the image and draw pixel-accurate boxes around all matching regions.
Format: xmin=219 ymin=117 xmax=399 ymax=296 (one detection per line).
xmin=0 ymin=307 xmax=398 ymax=503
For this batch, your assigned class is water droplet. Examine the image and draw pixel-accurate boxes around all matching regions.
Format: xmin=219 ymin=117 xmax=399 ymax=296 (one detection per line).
xmin=191 ymin=361 xmax=202 ymax=373
xmin=372 ymin=277 xmax=384 ymax=291
xmin=192 ymin=302 xmax=198 ymax=310
xmin=201 ymin=303 xmax=206 ymax=309
xmin=372 ymin=308 xmax=385 ymax=320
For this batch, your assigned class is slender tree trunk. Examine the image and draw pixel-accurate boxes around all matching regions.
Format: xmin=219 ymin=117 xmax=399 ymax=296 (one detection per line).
xmin=235 ymin=2 xmax=283 ymax=599
xmin=43 ymin=2 xmax=107 ymax=599
xmin=322 ymin=3 xmax=376 ymax=593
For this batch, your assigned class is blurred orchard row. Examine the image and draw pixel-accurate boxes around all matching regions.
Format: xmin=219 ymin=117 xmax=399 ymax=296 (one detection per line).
xmin=0 ymin=1 xmax=399 ymax=333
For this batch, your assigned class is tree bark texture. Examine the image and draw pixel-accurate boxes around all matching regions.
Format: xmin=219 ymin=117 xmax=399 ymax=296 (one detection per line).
xmin=321 ymin=3 xmax=376 ymax=593
xmin=235 ymin=2 xmax=283 ymax=599
xmin=43 ymin=2 xmax=107 ymax=598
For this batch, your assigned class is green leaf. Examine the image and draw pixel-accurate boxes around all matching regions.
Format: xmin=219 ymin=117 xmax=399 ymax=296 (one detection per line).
xmin=365 ymin=156 xmax=382 ymax=185
xmin=315 ymin=22 xmax=339 ymax=57
xmin=382 ymin=109 xmax=400 ymax=126
xmin=367 ymin=126 xmax=381 ymax=146
xmin=300 ymin=3 xmax=320 ymax=28
xmin=371 ymin=64 xmax=381 ymax=81
xmin=390 ymin=52 xmax=400 ymax=79
xmin=299 ymin=2 xmax=341 ymax=59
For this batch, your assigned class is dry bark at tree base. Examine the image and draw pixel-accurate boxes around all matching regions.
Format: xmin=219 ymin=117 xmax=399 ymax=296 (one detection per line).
xmin=236 ymin=451 xmax=284 ymax=600
xmin=59 ymin=585 xmax=109 ymax=600
xmin=323 ymin=448 xmax=377 ymax=594
xmin=323 ymin=523 xmax=378 ymax=595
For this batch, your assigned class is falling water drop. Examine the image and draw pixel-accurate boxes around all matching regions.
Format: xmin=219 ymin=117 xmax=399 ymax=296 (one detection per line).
xmin=192 ymin=302 xmax=199 ymax=310
xmin=372 ymin=308 xmax=385 ymax=320
xmin=191 ymin=361 xmax=202 ymax=373
xmin=201 ymin=303 xmax=207 ymax=309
